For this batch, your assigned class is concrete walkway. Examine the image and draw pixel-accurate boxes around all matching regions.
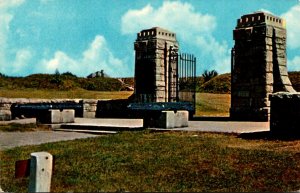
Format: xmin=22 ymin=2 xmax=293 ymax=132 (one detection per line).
xmin=175 ymin=120 xmax=269 ymax=133
xmin=0 ymin=118 xmax=270 ymax=150
xmin=0 ymin=131 xmax=99 ymax=150
xmin=68 ymin=118 xmax=269 ymax=133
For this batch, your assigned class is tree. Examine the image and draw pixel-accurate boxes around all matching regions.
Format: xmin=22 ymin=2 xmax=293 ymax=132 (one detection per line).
xmin=202 ymin=70 xmax=218 ymax=82
xmin=0 ymin=72 xmax=7 ymax=77
xmin=54 ymin=68 xmax=60 ymax=76
xmin=100 ymin=70 xmax=104 ymax=77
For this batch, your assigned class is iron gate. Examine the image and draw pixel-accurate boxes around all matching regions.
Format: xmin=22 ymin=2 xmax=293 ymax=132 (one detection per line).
xmin=168 ymin=47 xmax=197 ymax=111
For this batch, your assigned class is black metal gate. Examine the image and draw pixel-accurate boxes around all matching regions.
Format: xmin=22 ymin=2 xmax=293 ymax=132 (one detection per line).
xmin=168 ymin=48 xmax=196 ymax=112
xmin=178 ymin=53 xmax=196 ymax=108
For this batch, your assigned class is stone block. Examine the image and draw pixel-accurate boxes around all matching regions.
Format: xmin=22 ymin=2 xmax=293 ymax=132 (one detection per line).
xmin=144 ymin=110 xmax=189 ymax=129
xmin=0 ymin=103 xmax=12 ymax=110
xmin=265 ymin=50 xmax=273 ymax=62
xmin=266 ymin=62 xmax=273 ymax=72
xmin=36 ymin=109 xmax=75 ymax=124
xmin=276 ymin=49 xmax=286 ymax=58
xmin=269 ymin=92 xmax=300 ymax=134
xmin=0 ymin=110 xmax=12 ymax=121
xmin=277 ymin=58 xmax=287 ymax=66
xmin=28 ymin=152 xmax=53 ymax=192
xmin=274 ymin=28 xmax=286 ymax=38
xmin=265 ymin=37 xmax=272 ymax=45
xmin=174 ymin=111 xmax=189 ymax=127
xmin=83 ymin=111 xmax=96 ymax=118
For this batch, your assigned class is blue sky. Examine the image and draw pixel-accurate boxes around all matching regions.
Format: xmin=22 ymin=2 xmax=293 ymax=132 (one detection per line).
xmin=1 ymin=0 xmax=300 ymax=77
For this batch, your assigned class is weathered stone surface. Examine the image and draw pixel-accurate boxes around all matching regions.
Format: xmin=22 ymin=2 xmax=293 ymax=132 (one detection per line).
xmin=36 ymin=109 xmax=75 ymax=124
xmin=28 ymin=152 xmax=53 ymax=192
xmin=270 ymin=92 xmax=300 ymax=134
xmin=134 ymin=27 xmax=179 ymax=103
xmin=231 ymin=11 xmax=295 ymax=121
xmin=81 ymin=99 xmax=98 ymax=104
xmin=0 ymin=110 xmax=12 ymax=121
xmin=144 ymin=110 xmax=189 ymax=129
xmin=82 ymin=111 xmax=96 ymax=118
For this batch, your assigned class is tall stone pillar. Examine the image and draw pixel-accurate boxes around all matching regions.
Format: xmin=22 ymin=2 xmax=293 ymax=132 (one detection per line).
xmin=230 ymin=12 xmax=295 ymax=121
xmin=134 ymin=27 xmax=179 ymax=102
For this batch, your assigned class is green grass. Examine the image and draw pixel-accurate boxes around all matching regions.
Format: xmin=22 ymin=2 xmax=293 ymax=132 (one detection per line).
xmin=0 ymin=88 xmax=133 ymax=99
xmin=196 ymin=93 xmax=230 ymax=117
xmin=1 ymin=131 xmax=300 ymax=192
xmin=0 ymin=123 xmax=50 ymax=132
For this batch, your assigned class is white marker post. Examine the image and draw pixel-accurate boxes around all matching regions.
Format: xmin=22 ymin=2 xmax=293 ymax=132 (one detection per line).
xmin=28 ymin=152 xmax=53 ymax=192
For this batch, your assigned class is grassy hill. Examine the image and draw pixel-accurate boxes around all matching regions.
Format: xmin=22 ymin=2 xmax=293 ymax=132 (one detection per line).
xmin=0 ymin=73 xmax=133 ymax=91
xmin=198 ymin=71 xmax=300 ymax=94
xmin=1 ymin=71 xmax=300 ymax=94
xmin=197 ymin=73 xmax=231 ymax=94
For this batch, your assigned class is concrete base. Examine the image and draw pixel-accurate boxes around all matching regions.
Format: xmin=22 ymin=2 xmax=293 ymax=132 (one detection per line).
xmin=36 ymin=109 xmax=75 ymax=124
xmin=144 ymin=110 xmax=189 ymax=129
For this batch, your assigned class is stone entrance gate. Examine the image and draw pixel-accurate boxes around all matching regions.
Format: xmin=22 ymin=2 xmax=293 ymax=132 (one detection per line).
xmin=133 ymin=27 xmax=196 ymax=108
xmin=230 ymin=11 xmax=295 ymax=121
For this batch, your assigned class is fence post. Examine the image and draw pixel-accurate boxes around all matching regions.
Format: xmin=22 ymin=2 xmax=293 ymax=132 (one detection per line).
xmin=28 ymin=152 xmax=53 ymax=192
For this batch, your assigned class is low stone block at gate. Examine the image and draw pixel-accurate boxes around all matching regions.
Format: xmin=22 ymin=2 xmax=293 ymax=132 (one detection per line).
xmin=269 ymin=92 xmax=300 ymax=134
xmin=144 ymin=110 xmax=189 ymax=129
xmin=36 ymin=109 xmax=75 ymax=124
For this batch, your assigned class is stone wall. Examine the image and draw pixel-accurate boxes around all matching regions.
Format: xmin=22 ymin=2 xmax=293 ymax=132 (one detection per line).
xmin=269 ymin=92 xmax=300 ymax=134
xmin=0 ymin=97 xmax=99 ymax=121
xmin=231 ymin=11 xmax=295 ymax=121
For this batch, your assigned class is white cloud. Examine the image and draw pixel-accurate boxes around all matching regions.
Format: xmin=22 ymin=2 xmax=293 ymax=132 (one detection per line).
xmin=0 ymin=0 xmax=26 ymax=74
xmin=40 ymin=35 xmax=129 ymax=77
xmin=121 ymin=1 xmax=216 ymax=42
xmin=281 ymin=4 xmax=300 ymax=49
xmin=121 ymin=1 xmax=230 ymax=73
xmin=196 ymin=36 xmax=231 ymax=73
xmin=257 ymin=9 xmax=274 ymax=15
xmin=12 ymin=48 xmax=33 ymax=74
xmin=288 ymin=56 xmax=300 ymax=71
xmin=0 ymin=0 xmax=128 ymax=77
xmin=0 ymin=0 xmax=25 ymax=9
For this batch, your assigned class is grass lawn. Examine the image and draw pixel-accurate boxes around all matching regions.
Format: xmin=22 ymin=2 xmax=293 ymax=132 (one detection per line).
xmin=0 ymin=123 xmax=50 ymax=132
xmin=0 ymin=88 xmax=133 ymax=99
xmin=1 ymin=131 xmax=300 ymax=192
xmin=196 ymin=93 xmax=230 ymax=117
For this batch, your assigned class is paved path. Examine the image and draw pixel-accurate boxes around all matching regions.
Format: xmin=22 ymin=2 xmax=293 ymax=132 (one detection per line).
xmin=0 ymin=131 xmax=99 ymax=150
xmin=0 ymin=118 xmax=36 ymax=125
xmin=175 ymin=120 xmax=269 ymax=133
xmin=71 ymin=118 xmax=269 ymax=133
xmin=0 ymin=118 xmax=270 ymax=150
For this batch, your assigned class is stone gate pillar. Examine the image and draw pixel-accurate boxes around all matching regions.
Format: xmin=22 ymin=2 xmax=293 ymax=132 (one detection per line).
xmin=133 ymin=27 xmax=179 ymax=102
xmin=230 ymin=11 xmax=295 ymax=121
